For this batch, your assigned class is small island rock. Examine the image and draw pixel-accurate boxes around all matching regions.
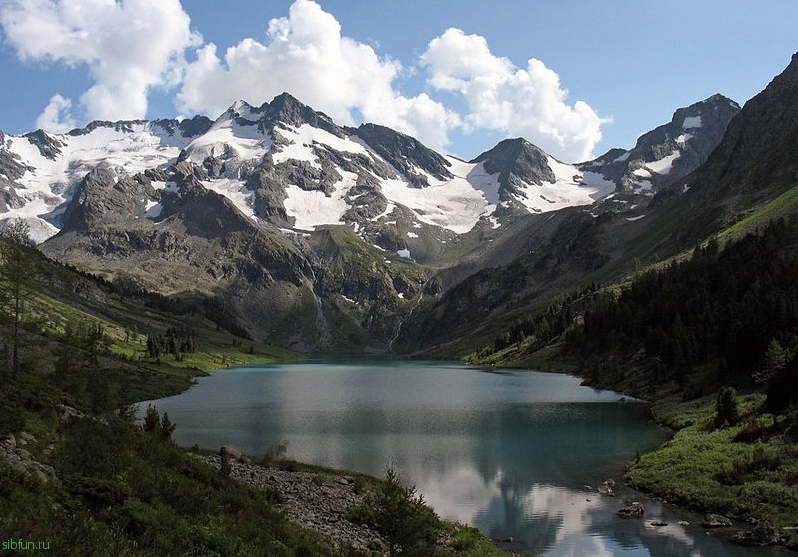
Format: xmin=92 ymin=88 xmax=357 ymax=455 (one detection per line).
xmin=702 ymin=513 xmax=732 ymax=528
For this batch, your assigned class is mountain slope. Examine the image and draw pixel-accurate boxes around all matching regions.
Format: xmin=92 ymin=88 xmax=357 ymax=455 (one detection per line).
xmin=0 ymin=93 xmax=626 ymax=248
xmin=633 ymin=52 xmax=798 ymax=258
xmin=0 ymin=86 xmax=745 ymax=353
xmin=669 ymin=53 xmax=798 ymax=226
xmin=457 ymin=52 xmax=798 ymax=364
xmin=584 ymin=94 xmax=740 ymax=190
xmin=396 ymin=56 xmax=796 ymax=357
xmin=579 ymin=94 xmax=740 ymax=218
xmin=471 ymin=138 xmax=614 ymax=217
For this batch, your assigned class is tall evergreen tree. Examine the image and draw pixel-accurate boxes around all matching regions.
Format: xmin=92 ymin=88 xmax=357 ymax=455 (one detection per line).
xmin=0 ymin=218 xmax=34 ymax=380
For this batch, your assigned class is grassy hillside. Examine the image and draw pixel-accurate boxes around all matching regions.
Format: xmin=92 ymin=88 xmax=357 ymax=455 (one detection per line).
xmin=0 ymin=238 xmax=511 ymax=556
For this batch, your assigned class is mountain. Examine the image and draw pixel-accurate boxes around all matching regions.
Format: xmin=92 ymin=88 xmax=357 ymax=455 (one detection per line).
xmin=696 ymin=54 xmax=798 ymax=192
xmin=668 ymin=53 xmax=798 ymax=215
xmin=394 ymin=58 xmax=798 ymax=356
xmin=0 ymin=117 xmax=212 ymax=242
xmin=628 ymin=52 xmax=798 ymax=255
xmin=0 ymin=85 xmax=744 ymax=353
xmin=580 ymin=94 xmax=740 ymax=216
xmin=1 ymin=91 xmax=680 ymax=248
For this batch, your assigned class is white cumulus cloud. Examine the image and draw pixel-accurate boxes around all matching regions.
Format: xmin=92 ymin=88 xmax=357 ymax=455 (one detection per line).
xmin=0 ymin=0 xmax=200 ymax=130
xmin=177 ymin=0 xmax=458 ymax=152
xmin=35 ymin=94 xmax=76 ymax=133
xmin=0 ymin=0 xmax=604 ymax=161
xmin=421 ymin=28 xmax=605 ymax=162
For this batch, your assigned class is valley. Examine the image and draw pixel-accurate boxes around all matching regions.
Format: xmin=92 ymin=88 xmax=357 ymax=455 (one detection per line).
xmin=1 ymin=40 xmax=798 ymax=554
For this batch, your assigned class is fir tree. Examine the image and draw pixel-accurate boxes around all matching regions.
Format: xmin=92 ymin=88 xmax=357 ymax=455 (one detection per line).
xmin=0 ymin=218 xmax=34 ymax=379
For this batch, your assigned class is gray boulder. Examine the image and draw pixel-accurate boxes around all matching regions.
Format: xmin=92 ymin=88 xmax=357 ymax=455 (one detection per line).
xmin=702 ymin=513 xmax=732 ymax=528
xmin=732 ymin=520 xmax=787 ymax=546
xmin=616 ymin=501 xmax=645 ymax=519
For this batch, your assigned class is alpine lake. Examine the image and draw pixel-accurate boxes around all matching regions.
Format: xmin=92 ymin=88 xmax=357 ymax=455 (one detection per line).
xmin=143 ymin=360 xmax=792 ymax=556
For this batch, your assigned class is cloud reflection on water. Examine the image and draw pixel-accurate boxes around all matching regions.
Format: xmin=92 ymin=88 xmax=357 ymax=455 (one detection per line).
xmin=147 ymin=363 xmax=776 ymax=557
xmin=415 ymin=464 xmax=727 ymax=557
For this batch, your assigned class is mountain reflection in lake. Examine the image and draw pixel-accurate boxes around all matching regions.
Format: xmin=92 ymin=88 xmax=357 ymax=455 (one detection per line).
xmin=144 ymin=361 xmax=790 ymax=556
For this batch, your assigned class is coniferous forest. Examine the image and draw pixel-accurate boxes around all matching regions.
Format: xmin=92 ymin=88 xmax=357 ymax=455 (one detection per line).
xmin=568 ymin=218 xmax=798 ymax=408
xmin=475 ymin=217 xmax=798 ymax=406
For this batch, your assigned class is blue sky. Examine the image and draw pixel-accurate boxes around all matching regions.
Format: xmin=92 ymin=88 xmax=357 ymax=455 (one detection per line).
xmin=0 ymin=0 xmax=795 ymax=163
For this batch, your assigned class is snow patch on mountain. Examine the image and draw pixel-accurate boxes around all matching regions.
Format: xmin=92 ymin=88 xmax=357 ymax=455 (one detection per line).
xmin=183 ymin=114 xmax=271 ymax=167
xmin=646 ymin=151 xmax=680 ymax=175
xmin=283 ymin=170 xmax=358 ymax=230
xmin=144 ymin=202 xmax=163 ymax=219
xmin=273 ymin=124 xmax=368 ymax=167
xmin=379 ymin=158 xmax=499 ymax=234
xmin=151 ymin=180 xmax=179 ymax=193
xmin=509 ymin=157 xmax=615 ymax=214
xmin=682 ymin=115 xmax=702 ymax=128
xmin=2 ymin=123 xmax=193 ymax=241
xmin=202 ymin=179 xmax=257 ymax=219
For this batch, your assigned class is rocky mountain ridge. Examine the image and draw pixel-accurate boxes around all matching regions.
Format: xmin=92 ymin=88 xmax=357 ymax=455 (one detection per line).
xmin=0 ymin=83 xmax=749 ymax=353
xmin=581 ymin=94 xmax=740 ymax=216
xmin=397 ymin=54 xmax=798 ymax=356
xmin=1 ymin=90 xmax=736 ymax=245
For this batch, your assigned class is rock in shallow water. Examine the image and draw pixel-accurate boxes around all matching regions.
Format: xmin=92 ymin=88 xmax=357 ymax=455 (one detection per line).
xmin=732 ymin=520 xmax=787 ymax=546
xmin=616 ymin=501 xmax=645 ymax=519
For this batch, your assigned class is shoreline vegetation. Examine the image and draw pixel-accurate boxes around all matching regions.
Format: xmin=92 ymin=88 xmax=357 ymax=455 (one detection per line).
xmin=1 ymin=356 xmax=514 ymax=557
xmin=463 ymin=218 xmax=798 ymax=550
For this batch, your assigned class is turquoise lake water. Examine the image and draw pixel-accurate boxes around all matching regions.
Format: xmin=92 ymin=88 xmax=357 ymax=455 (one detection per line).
xmin=144 ymin=361 xmax=791 ymax=556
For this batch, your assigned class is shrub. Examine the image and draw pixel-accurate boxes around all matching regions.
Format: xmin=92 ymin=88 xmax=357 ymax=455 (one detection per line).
xmin=0 ymin=385 xmax=25 ymax=435
xmin=714 ymin=386 xmax=740 ymax=428
xmin=716 ymin=445 xmax=782 ymax=485
xmin=733 ymin=414 xmax=773 ymax=443
xmin=142 ymin=405 xmax=176 ymax=441
xmin=345 ymin=503 xmax=376 ymax=526
xmin=374 ymin=467 xmax=441 ymax=557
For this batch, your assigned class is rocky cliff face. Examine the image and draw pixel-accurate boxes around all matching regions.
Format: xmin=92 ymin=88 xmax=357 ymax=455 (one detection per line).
xmin=580 ymin=94 xmax=740 ymax=216
xmin=354 ymin=123 xmax=454 ymax=187
xmin=0 ymin=130 xmax=28 ymax=213
xmin=683 ymin=54 xmax=798 ymax=199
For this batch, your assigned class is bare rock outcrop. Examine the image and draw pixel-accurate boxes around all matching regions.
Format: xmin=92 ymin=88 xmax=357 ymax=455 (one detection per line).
xmin=195 ymin=453 xmax=388 ymax=555
xmin=1 ymin=433 xmax=55 ymax=482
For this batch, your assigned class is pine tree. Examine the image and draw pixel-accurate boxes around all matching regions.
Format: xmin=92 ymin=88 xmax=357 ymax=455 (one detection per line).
xmin=0 ymin=218 xmax=34 ymax=380
xmin=374 ymin=467 xmax=440 ymax=557
xmin=753 ymin=338 xmax=789 ymax=385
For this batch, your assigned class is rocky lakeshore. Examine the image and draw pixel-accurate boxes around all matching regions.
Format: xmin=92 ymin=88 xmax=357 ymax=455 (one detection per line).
xmin=193 ymin=451 xmax=390 ymax=555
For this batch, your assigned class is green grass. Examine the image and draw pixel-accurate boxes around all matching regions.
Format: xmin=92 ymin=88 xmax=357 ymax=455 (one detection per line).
xmin=714 ymin=183 xmax=798 ymax=243
xmin=465 ymin=337 xmax=580 ymax=372
xmin=628 ymin=393 xmax=798 ymax=546
xmin=25 ymin=275 xmax=302 ymax=370
xmin=0 ymin=407 xmax=334 ymax=557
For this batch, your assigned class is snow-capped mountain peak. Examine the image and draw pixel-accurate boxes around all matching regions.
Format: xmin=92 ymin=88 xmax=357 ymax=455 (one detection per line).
xmin=0 ymin=92 xmax=734 ymax=247
xmin=0 ymin=118 xmax=211 ymax=242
